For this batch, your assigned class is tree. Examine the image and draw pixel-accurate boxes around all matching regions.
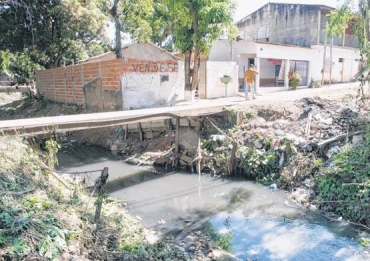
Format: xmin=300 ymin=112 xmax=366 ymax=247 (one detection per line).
xmin=166 ymin=0 xmax=236 ymax=101
xmin=0 ymin=0 xmax=107 ymax=68
xmin=326 ymin=5 xmax=353 ymax=85
xmin=101 ymin=0 xmax=154 ymax=58
xmin=150 ymin=0 xmax=175 ymax=52
xmin=341 ymin=0 xmax=370 ymax=98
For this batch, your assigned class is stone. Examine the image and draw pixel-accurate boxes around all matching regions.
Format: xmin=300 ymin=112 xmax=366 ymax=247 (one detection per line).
xmin=253 ymin=140 xmax=263 ymax=149
xmin=321 ymin=117 xmax=333 ymax=125
xmin=275 ymin=129 xmax=285 ymax=136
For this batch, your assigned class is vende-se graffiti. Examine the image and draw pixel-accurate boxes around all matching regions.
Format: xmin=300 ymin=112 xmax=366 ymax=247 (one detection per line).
xmin=132 ymin=62 xmax=178 ymax=73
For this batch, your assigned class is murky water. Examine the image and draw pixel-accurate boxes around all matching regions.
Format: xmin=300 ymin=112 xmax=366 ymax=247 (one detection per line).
xmin=57 ymin=146 xmax=370 ymax=261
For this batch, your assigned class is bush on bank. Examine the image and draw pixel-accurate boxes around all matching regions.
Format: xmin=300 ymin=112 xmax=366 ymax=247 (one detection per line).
xmin=0 ymin=136 xmax=186 ymax=260
xmin=315 ymin=131 xmax=370 ymax=226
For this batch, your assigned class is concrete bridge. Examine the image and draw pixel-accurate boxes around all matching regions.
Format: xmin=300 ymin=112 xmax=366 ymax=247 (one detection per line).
xmin=0 ymin=98 xmax=244 ymax=136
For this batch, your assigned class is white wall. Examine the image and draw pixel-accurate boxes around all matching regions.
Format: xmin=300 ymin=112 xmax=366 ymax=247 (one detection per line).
xmin=260 ymin=58 xmax=276 ymax=78
xmin=311 ymin=45 xmax=360 ymax=82
xmin=204 ymin=61 xmax=238 ymax=99
xmin=121 ymin=65 xmax=184 ymax=109
xmin=209 ymin=39 xmax=360 ymax=84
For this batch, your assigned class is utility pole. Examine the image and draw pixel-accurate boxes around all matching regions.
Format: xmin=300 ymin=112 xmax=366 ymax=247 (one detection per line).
xmin=321 ymin=29 xmax=327 ymax=86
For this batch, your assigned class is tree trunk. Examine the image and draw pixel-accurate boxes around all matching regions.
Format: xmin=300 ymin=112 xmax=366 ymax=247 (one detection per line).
xmin=110 ymin=0 xmax=122 ymax=59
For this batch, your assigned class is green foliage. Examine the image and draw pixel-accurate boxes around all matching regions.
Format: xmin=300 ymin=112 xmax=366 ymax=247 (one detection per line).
xmin=359 ymin=237 xmax=370 ymax=247
xmin=150 ymin=0 xmax=175 ymax=51
xmin=45 ymin=138 xmax=61 ymax=167
xmin=165 ymin=0 xmax=236 ymax=93
xmin=0 ymin=50 xmax=10 ymax=72
xmin=308 ymin=77 xmax=321 ymax=88
xmin=8 ymin=52 xmax=42 ymax=84
xmin=288 ymin=71 xmax=302 ymax=89
xmin=0 ymin=0 xmax=107 ymax=68
xmin=227 ymin=187 xmax=251 ymax=204
xmin=315 ymin=131 xmax=370 ymax=225
xmin=203 ymin=220 xmax=233 ymax=252
xmin=167 ymin=0 xmax=236 ymax=53
xmin=239 ymin=146 xmax=279 ymax=178
xmin=7 ymin=238 xmax=31 ymax=259
xmin=326 ymin=5 xmax=353 ymax=37
xmin=38 ymin=228 xmax=67 ymax=260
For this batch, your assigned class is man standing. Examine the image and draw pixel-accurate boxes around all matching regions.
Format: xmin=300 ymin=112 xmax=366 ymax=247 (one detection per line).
xmin=244 ymin=64 xmax=259 ymax=100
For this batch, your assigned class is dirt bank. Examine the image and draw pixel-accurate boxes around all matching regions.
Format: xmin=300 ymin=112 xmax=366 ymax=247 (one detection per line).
xmin=1 ymin=82 xmax=370 ymax=259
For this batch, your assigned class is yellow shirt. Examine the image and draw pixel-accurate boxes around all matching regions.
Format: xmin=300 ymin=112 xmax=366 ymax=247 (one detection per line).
xmin=244 ymin=68 xmax=259 ymax=84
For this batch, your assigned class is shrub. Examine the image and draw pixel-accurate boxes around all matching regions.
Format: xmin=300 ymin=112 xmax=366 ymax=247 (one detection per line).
xmin=288 ymin=71 xmax=302 ymax=90
xmin=315 ymin=131 xmax=370 ymax=226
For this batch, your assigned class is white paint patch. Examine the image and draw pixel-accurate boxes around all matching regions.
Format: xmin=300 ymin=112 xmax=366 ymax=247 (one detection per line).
xmin=122 ymin=71 xmax=184 ymax=110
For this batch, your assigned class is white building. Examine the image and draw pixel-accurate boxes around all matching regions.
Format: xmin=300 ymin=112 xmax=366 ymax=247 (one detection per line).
xmin=207 ymin=2 xmax=360 ymax=91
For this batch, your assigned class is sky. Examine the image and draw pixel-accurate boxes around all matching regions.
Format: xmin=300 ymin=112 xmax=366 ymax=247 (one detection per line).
xmin=234 ymin=0 xmax=349 ymax=22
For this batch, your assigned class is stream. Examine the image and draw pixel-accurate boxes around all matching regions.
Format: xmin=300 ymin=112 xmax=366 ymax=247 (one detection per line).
xmin=57 ymin=146 xmax=370 ymax=261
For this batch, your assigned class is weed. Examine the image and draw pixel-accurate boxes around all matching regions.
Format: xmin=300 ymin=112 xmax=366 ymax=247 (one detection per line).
xmin=203 ymin=221 xmax=233 ymax=252
xmin=45 ymin=138 xmax=60 ymax=167
xmin=342 ymin=93 xmax=354 ymax=102
xmin=8 ymin=238 xmax=31 ymax=258
xmin=315 ymin=132 xmax=370 ymax=225
xmin=38 ymin=228 xmax=67 ymax=260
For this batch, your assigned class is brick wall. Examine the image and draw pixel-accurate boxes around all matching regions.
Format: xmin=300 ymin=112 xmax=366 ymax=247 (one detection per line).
xmin=36 ymin=58 xmax=179 ymax=106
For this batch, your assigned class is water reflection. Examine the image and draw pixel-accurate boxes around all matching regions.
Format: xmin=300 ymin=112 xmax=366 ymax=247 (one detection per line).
xmin=57 ymin=146 xmax=369 ymax=261
xmin=207 ymin=210 xmax=369 ymax=261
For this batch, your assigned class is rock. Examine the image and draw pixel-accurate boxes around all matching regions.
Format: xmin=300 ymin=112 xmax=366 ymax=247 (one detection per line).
xmin=326 ymin=145 xmax=341 ymax=158
xmin=352 ymin=135 xmax=363 ymax=146
xmin=273 ymin=120 xmax=291 ymax=129
xmin=110 ymin=144 xmax=118 ymax=151
xmin=175 ymin=246 xmax=186 ymax=252
xmin=321 ymin=117 xmax=333 ymax=125
xmin=253 ymin=140 xmax=263 ymax=149
xmin=275 ymin=129 xmax=285 ymax=136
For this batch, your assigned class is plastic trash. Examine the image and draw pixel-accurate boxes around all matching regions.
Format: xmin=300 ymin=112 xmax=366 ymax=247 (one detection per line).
xmin=269 ymin=183 xmax=277 ymax=190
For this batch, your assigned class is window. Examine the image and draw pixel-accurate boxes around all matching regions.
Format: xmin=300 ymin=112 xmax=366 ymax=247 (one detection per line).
xmin=257 ymin=26 xmax=269 ymax=39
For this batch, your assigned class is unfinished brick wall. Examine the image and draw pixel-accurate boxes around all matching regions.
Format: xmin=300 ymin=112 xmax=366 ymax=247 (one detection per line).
xmin=36 ymin=58 xmax=179 ymax=106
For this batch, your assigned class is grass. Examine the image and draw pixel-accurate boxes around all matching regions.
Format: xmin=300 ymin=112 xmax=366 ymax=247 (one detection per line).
xmin=0 ymin=136 xmax=191 ymax=260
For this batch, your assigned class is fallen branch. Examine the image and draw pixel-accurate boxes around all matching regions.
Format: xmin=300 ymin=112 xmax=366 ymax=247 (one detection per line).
xmin=314 ymin=210 xmax=370 ymax=232
xmin=318 ymin=130 xmax=366 ymax=148
xmin=38 ymin=163 xmax=71 ymax=190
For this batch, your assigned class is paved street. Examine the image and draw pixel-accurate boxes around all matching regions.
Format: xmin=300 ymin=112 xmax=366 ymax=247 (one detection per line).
xmin=0 ymin=82 xmax=361 ymax=135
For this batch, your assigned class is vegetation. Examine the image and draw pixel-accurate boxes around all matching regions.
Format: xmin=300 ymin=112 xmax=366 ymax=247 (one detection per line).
xmin=164 ymin=0 xmax=236 ymax=100
xmin=203 ymin=219 xmax=233 ymax=252
xmin=0 ymin=0 xmax=107 ymax=69
xmin=0 ymin=0 xmax=236 ymax=98
xmin=0 ymin=136 xmax=187 ymax=260
xmin=288 ymin=71 xmax=302 ymax=90
xmin=308 ymin=78 xmax=321 ymax=88
xmin=315 ymin=130 xmax=370 ymax=226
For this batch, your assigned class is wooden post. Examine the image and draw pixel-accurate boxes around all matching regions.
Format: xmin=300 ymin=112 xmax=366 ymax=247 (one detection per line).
xmin=228 ymin=142 xmax=237 ymax=175
xmin=175 ymin=117 xmax=180 ymax=153
xmin=137 ymin=123 xmax=143 ymax=141
xmin=124 ymin=124 xmax=128 ymax=140
xmin=236 ymin=111 xmax=244 ymax=126
xmin=94 ymin=167 xmax=109 ymax=222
